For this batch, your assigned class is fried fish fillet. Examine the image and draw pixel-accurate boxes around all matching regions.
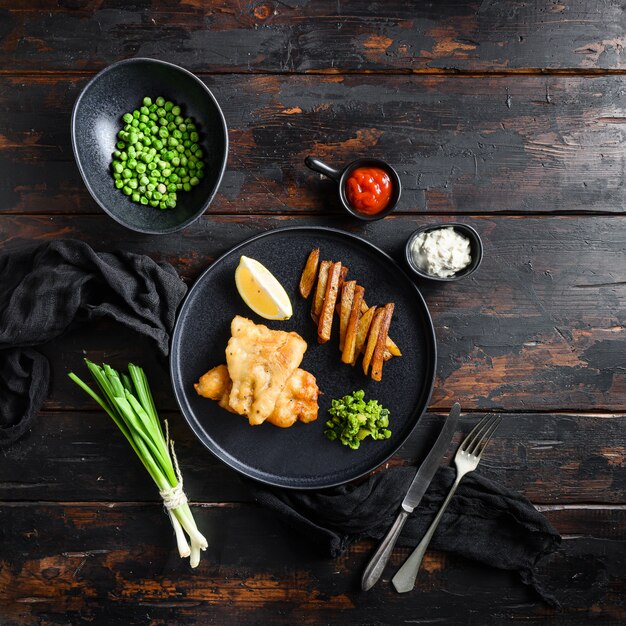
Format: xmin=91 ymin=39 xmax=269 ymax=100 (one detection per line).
xmin=225 ymin=316 xmax=308 ymax=425
xmin=195 ymin=364 xmax=319 ymax=428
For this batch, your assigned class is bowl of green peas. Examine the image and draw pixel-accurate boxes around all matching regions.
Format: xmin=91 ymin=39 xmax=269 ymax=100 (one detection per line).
xmin=71 ymin=58 xmax=228 ymax=234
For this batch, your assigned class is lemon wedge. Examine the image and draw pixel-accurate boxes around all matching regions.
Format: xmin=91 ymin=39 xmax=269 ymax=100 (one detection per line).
xmin=234 ymin=256 xmax=293 ymax=320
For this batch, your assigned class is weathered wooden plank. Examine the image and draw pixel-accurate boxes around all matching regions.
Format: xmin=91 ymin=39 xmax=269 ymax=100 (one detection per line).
xmin=2 ymin=74 xmax=626 ymax=215
xmin=1 ymin=214 xmax=624 ymax=412
xmin=1 ymin=409 xmax=624 ymax=506
xmin=0 ymin=1 xmax=625 ymax=73
xmin=0 ymin=503 xmax=624 ymax=625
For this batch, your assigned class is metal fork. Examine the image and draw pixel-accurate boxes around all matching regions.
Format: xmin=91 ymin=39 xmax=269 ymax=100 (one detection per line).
xmin=391 ymin=413 xmax=502 ymax=593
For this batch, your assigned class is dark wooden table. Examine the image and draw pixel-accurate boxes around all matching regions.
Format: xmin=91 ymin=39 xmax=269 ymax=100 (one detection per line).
xmin=1 ymin=2 xmax=625 ymax=624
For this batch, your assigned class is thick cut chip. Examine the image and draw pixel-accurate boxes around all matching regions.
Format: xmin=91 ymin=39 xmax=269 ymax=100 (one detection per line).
xmin=352 ymin=305 xmax=376 ymax=366
xmin=299 ymin=248 xmax=320 ymax=299
xmin=339 ymin=280 xmax=356 ymax=350
xmin=370 ymin=303 xmax=394 ymax=381
xmin=342 ymin=284 xmax=364 ymax=364
xmin=225 ymin=316 xmax=307 ymax=425
xmin=362 ymin=308 xmax=384 ymax=376
xmin=312 ymin=260 xmax=331 ymax=320
xmin=318 ymin=262 xmax=342 ymax=343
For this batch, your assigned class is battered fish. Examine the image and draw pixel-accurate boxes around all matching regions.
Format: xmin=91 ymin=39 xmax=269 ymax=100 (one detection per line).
xmin=226 ymin=316 xmax=308 ymax=425
xmin=195 ymin=364 xmax=319 ymax=427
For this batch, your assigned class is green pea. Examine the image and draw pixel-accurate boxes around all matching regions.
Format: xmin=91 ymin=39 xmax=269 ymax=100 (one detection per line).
xmin=158 ymin=127 xmax=168 ymax=138
xmin=122 ymin=113 xmax=133 ymax=124
xmin=190 ymin=176 xmax=199 ymax=186
xmin=149 ymin=199 xmax=159 ymax=207
xmin=112 ymin=161 xmax=124 ymax=174
xmin=190 ymin=132 xmax=199 ymax=142
xmin=156 ymin=96 xmax=165 ymax=107
xmin=133 ymin=110 xmax=140 ymax=119
xmin=143 ymin=97 xmax=152 ymax=107
xmin=122 ymin=169 xmax=132 ymax=179
xmin=116 ymin=141 xmax=125 ymax=150
xmin=115 ymin=179 xmax=125 ymax=189
xmin=132 ymin=191 xmax=140 ymax=202
xmin=153 ymin=191 xmax=162 ymax=200
xmin=140 ymin=196 xmax=149 ymax=205
xmin=136 ymin=163 xmax=146 ymax=174
xmin=128 ymin=179 xmax=138 ymax=189
xmin=122 ymin=185 xmax=132 ymax=195
xmin=164 ymin=101 xmax=173 ymax=111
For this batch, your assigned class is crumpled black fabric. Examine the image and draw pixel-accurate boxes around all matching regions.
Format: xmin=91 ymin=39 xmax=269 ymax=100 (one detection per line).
xmin=0 ymin=239 xmax=187 ymax=448
xmin=252 ymin=465 xmax=562 ymax=607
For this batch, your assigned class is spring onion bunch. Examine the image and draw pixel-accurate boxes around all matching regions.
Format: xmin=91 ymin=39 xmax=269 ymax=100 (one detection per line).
xmin=69 ymin=360 xmax=207 ymax=567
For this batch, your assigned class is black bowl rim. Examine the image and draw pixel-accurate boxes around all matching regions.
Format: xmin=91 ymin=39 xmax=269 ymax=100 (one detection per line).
xmin=338 ymin=158 xmax=402 ymax=222
xmin=70 ymin=57 xmax=229 ymax=235
xmin=404 ymin=222 xmax=483 ymax=282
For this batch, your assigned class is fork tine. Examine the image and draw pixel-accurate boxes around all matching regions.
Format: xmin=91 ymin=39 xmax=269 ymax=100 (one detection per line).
xmin=474 ymin=416 xmax=502 ymax=460
xmin=463 ymin=414 xmax=499 ymax=456
xmin=459 ymin=414 xmax=492 ymax=453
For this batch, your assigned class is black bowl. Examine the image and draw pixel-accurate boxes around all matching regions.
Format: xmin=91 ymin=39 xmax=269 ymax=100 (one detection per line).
xmin=305 ymin=156 xmax=401 ymax=221
xmin=71 ymin=58 xmax=228 ymax=234
xmin=404 ymin=223 xmax=483 ymax=282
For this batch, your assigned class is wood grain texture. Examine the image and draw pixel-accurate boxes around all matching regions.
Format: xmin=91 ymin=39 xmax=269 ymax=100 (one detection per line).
xmin=1 ymin=410 xmax=624 ymax=505
xmin=3 ymin=74 xmax=626 ymax=215
xmin=1 ymin=214 xmax=623 ymax=412
xmin=0 ymin=0 xmax=625 ymax=73
xmin=0 ymin=503 xmax=624 ymax=626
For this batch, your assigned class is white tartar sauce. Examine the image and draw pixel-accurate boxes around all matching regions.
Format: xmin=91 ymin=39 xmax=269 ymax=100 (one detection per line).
xmin=410 ymin=227 xmax=472 ymax=278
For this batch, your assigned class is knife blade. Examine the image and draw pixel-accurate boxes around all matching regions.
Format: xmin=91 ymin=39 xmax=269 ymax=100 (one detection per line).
xmin=361 ymin=403 xmax=461 ymax=591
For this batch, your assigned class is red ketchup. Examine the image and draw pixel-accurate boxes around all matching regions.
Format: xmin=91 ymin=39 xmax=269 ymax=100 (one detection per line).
xmin=345 ymin=167 xmax=393 ymax=215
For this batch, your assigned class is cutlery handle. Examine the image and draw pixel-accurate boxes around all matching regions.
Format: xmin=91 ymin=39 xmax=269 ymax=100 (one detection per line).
xmin=392 ymin=475 xmax=462 ymax=593
xmin=361 ymin=509 xmax=409 ymax=591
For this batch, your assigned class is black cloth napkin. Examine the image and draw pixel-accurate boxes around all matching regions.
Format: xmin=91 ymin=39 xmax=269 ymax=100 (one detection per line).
xmin=252 ymin=465 xmax=562 ymax=607
xmin=0 ymin=239 xmax=187 ymax=448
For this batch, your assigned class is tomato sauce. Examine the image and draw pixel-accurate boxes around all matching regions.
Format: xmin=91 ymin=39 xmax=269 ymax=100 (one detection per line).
xmin=345 ymin=167 xmax=393 ymax=215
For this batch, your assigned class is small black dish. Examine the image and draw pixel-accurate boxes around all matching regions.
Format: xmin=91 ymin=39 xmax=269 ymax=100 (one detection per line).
xmin=305 ymin=156 xmax=401 ymax=221
xmin=404 ymin=223 xmax=483 ymax=282
xmin=71 ymin=58 xmax=228 ymax=234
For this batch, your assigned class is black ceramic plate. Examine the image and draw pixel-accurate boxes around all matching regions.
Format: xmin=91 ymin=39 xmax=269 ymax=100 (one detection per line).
xmin=170 ymin=226 xmax=436 ymax=489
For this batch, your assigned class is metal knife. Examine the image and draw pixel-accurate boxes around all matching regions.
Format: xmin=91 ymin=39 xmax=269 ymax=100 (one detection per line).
xmin=361 ymin=403 xmax=461 ymax=591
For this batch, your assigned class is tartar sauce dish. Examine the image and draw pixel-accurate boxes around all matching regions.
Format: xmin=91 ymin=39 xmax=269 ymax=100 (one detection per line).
xmin=404 ymin=224 xmax=483 ymax=282
xmin=410 ymin=227 xmax=471 ymax=278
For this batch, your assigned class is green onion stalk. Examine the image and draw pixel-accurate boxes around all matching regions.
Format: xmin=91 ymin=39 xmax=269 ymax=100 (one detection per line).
xmin=69 ymin=360 xmax=207 ymax=567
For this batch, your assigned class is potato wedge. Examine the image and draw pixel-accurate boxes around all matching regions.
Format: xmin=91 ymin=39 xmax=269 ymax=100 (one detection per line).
xmin=361 ymin=299 xmax=401 ymax=357
xmin=318 ymin=262 xmax=342 ymax=343
xmin=299 ymin=248 xmax=320 ymax=299
xmin=312 ymin=260 xmax=331 ymax=320
xmin=383 ymin=349 xmax=393 ymax=361
xmin=362 ymin=308 xmax=384 ymax=376
xmin=342 ymin=285 xmax=364 ymax=364
xmin=370 ymin=303 xmax=394 ymax=381
xmin=352 ymin=306 xmax=376 ymax=366
xmin=339 ymin=280 xmax=356 ymax=350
